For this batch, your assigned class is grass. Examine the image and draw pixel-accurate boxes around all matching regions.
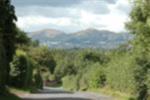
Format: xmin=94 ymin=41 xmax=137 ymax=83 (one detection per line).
xmin=88 ymin=87 xmax=135 ymax=100
xmin=0 ymin=87 xmax=35 ymax=100
xmin=0 ymin=93 xmax=21 ymax=100
xmin=46 ymin=82 xmax=62 ymax=87
xmin=8 ymin=86 xmax=41 ymax=93
xmin=8 ymin=87 xmax=30 ymax=94
xmin=0 ymin=88 xmax=21 ymax=100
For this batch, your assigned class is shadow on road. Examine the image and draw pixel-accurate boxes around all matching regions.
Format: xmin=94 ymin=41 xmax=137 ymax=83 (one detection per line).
xmin=23 ymin=98 xmax=92 ymax=100
xmin=33 ymin=87 xmax=73 ymax=94
xmin=21 ymin=87 xmax=93 ymax=100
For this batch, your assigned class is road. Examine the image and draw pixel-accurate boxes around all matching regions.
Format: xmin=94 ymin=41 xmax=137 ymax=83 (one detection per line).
xmin=19 ymin=87 xmax=113 ymax=100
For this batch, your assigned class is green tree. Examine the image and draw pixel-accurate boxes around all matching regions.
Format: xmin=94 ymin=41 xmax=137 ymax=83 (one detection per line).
xmin=10 ymin=50 xmax=33 ymax=88
xmin=33 ymin=69 xmax=43 ymax=89
xmin=126 ymin=0 xmax=150 ymax=99
xmin=15 ymin=28 xmax=31 ymax=46
xmin=0 ymin=29 xmax=7 ymax=91
xmin=0 ymin=0 xmax=17 ymax=90
xmin=29 ymin=46 xmax=56 ymax=74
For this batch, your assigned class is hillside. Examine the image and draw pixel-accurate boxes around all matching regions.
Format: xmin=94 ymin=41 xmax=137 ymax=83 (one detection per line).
xmin=28 ymin=28 xmax=133 ymax=49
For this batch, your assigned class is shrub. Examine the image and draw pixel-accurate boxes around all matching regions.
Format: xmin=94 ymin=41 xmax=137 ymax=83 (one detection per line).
xmin=62 ymin=75 xmax=79 ymax=91
xmin=105 ymin=52 xmax=136 ymax=94
xmin=33 ymin=70 xmax=43 ymax=89
xmin=9 ymin=50 xmax=33 ymax=88
xmin=85 ymin=63 xmax=106 ymax=88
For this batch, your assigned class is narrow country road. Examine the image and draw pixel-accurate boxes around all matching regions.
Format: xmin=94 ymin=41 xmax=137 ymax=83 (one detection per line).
xmin=18 ymin=87 xmax=113 ymax=100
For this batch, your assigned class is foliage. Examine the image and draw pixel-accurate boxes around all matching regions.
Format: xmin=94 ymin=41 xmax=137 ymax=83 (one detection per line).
xmin=62 ymin=75 xmax=79 ymax=91
xmin=28 ymin=46 xmax=56 ymax=74
xmin=0 ymin=0 xmax=17 ymax=86
xmin=53 ymin=49 xmax=109 ymax=91
xmin=0 ymin=0 xmax=43 ymax=92
xmin=126 ymin=0 xmax=150 ymax=99
xmin=86 ymin=63 xmax=106 ymax=88
xmin=0 ymin=32 xmax=7 ymax=91
xmin=33 ymin=70 xmax=43 ymax=89
xmin=0 ymin=0 xmax=18 ymax=92
xmin=15 ymin=28 xmax=31 ymax=46
xmin=106 ymin=52 xmax=136 ymax=94
xmin=50 ymin=46 xmax=149 ymax=99
xmin=9 ymin=50 xmax=33 ymax=88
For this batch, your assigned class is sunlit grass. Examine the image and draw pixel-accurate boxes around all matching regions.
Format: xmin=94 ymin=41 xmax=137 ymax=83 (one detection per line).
xmin=88 ymin=87 xmax=135 ymax=100
xmin=8 ymin=87 xmax=30 ymax=94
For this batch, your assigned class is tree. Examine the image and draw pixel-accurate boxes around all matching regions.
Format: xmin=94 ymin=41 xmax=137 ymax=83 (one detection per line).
xmin=126 ymin=0 xmax=150 ymax=99
xmin=0 ymin=0 xmax=17 ymax=90
xmin=0 ymin=28 xmax=7 ymax=91
xmin=15 ymin=28 xmax=31 ymax=46
xmin=29 ymin=46 xmax=56 ymax=74
xmin=10 ymin=50 xmax=33 ymax=88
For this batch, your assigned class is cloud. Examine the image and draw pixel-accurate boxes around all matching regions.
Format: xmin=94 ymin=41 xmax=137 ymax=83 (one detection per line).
xmin=16 ymin=8 xmax=128 ymax=33
xmin=105 ymin=0 xmax=118 ymax=4
xmin=12 ymin=0 xmax=82 ymax=7
xmin=115 ymin=0 xmax=131 ymax=15
xmin=14 ymin=0 xmax=112 ymax=17
xmin=17 ymin=16 xmax=72 ymax=32
xmin=14 ymin=0 xmax=131 ymax=33
xmin=79 ymin=0 xmax=110 ymax=14
xmin=15 ymin=6 xmax=72 ymax=18
xmin=12 ymin=0 xmax=117 ymax=7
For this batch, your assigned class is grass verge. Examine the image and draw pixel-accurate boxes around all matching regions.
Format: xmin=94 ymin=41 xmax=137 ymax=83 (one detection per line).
xmin=0 ymin=88 xmax=21 ymax=100
xmin=0 ymin=93 xmax=21 ymax=100
xmin=88 ymin=87 xmax=135 ymax=100
xmin=8 ymin=87 xmax=30 ymax=95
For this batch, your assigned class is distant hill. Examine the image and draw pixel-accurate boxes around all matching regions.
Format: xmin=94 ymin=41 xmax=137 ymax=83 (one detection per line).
xmin=28 ymin=28 xmax=133 ymax=49
xmin=73 ymin=28 xmax=115 ymax=36
xmin=30 ymin=29 xmax=66 ymax=39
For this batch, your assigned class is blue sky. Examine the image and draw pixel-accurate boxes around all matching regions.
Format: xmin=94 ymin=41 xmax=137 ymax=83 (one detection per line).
xmin=12 ymin=0 xmax=131 ymax=33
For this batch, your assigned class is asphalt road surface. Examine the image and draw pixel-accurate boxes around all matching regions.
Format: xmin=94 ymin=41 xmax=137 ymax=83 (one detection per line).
xmin=19 ymin=87 xmax=113 ymax=100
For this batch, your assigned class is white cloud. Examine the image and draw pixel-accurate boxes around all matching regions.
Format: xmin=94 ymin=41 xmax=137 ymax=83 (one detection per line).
xmin=16 ymin=0 xmax=131 ymax=33
xmin=17 ymin=16 xmax=72 ymax=31
xmin=99 ymin=13 xmax=128 ymax=32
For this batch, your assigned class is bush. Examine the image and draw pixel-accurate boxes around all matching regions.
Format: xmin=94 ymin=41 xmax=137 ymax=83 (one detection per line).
xmin=33 ymin=70 xmax=43 ymax=89
xmin=54 ymin=56 xmax=77 ymax=79
xmin=9 ymin=50 xmax=33 ymax=88
xmin=105 ymin=52 xmax=136 ymax=94
xmin=147 ymin=69 xmax=150 ymax=98
xmin=62 ymin=75 xmax=79 ymax=91
xmin=28 ymin=46 xmax=56 ymax=74
xmin=82 ymin=63 xmax=106 ymax=89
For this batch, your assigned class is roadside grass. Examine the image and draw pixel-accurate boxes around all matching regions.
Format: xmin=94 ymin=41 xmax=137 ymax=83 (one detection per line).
xmin=0 ymin=87 xmax=36 ymax=100
xmin=88 ymin=87 xmax=135 ymax=100
xmin=0 ymin=86 xmax=42 ymax=100
xmin=0 ymin=88 xmax=21 ymax=100
xmin=8 ymin=87 xmax=31 ymax=94
xmin=0 ymin=93 xmax=21 ymax=100
xmin=8 ymin=86 xmax=41 ymax=93
xmin=46 ymin=82 xmax=62 ymax=88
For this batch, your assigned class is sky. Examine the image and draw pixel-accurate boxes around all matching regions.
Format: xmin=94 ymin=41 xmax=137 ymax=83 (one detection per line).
xmin=12 ymin=0 xmax=132 ymax=33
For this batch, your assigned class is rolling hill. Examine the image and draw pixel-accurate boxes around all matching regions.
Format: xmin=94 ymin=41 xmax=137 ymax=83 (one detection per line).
xmin=28 ymin=28 xmax=133 ymax=49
